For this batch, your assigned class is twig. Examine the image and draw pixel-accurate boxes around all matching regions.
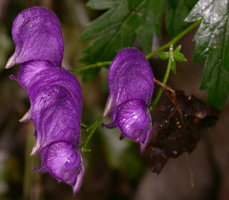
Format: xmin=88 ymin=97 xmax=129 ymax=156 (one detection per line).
xmin=153 ymin=78 xmax=175 ymax=94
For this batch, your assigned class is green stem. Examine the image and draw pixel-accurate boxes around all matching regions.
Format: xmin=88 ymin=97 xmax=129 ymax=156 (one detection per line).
xmin=146 ymin=20 xmax=201 ymax=59
xmin=149 ymin=45 xmax=174 ymax=109
xmin=72 ymin=61 xmax=112 ymax=73
xmin=81 ymin=116 xmax=103 ymax=151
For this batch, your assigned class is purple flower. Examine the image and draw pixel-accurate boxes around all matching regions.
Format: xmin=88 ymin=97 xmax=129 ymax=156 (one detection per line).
xmin=5 ymin=7 xmax=84 ymax=193
xmin=103 ymin=48 xmax=154 ymax=149
xmin=5 ymin=7 xmax=64 ymax=69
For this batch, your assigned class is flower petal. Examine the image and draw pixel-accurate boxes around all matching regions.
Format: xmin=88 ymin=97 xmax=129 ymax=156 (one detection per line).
xmin=19 ymin=109 xmax=31 ymax=122
xmin=28 ymin=66 xmax=82 ymax=109
xmin=103 ymin=95 xmax=114 ymax=117
xmin=17 ymin=61 xmax=50 ymax=89
xmin=30 ymin=83 xmax=81 ymax=152
xmin=72 ymin=158 xmax=85 ymax=194
xmin=116 ymin=99 xmax=152 ymax=143
xmin=107 ymin=48 xmax=154 ymax=108
xmin=5 ymin=7 xmax=64 ymax=68
xmin=43 ymin=142 xmax=83 ymax=187
xmin=103 ymin=48 xmax=154 ymax=145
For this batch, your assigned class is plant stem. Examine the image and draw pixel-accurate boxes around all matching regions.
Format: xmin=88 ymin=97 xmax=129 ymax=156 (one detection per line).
xmin=146 ymin=20 xmax=201 ymax=59
xmin=81 ymin=116 xmax=103 ymax=151
xmin=149 ymin=45 xmax=174 ymax=109
xmin=72 ymin=61 xmax=112 ymax=73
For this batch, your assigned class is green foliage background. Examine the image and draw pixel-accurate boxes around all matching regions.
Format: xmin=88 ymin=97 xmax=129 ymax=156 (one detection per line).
xmin=81 ymin=0 xmax=229 ymax=109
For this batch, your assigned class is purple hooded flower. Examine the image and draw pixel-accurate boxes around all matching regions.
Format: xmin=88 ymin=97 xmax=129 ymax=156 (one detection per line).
xmin=5 ymin=6 xmax=64 ymax=69
xmin=5 ymin=7 xmax=84 ymax=193
xmin=103 ymin=48 xmax=154 ymax=149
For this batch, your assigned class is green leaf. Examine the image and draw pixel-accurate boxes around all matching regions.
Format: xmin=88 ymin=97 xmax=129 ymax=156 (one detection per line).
xmin=127 ymin=0 xmax=139 ymax=9
xmin=173 ymin=45 xmax=187 ymax=62
xmin=81 ymin=0 xmax=166 ymax=63
xmin=201 ymin=47 xmax=229 ymax=109
xmin=81 ymin=0 xmax=138 ymax=63
xmin=186 ymin=0 xmax=229 ymax=109
xmin=136 ymin=0 xmax=166 ymax=53
xmin=175 ymin=45 xmax=182 ymax=52
xmin=81 ymin=1 xmax=129 ymax=41
xmin=86 ymin=0 xmax=120 ymax=10
xmin=166 ymin=0 xmax=198 ymax=36
xmin=173 ymin=51 xmax=187 ymax=62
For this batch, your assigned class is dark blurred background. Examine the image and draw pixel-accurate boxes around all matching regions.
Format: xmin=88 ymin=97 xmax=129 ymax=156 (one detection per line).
xmin=0 ymin=0 xmax=228 ymax=200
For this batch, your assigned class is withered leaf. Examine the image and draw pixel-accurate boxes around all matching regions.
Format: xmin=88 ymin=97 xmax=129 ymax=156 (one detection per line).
xmin=143 ymin=90 xmax=218 ymax=174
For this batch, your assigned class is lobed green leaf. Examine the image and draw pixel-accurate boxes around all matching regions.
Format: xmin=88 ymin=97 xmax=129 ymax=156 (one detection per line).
xmin=186 ymin=0 xmax=229 ymax=109
xmin=81 ymin=0 xmax=166 ymax=63
xmin=166 ymin=0 xmax=198 ymax=36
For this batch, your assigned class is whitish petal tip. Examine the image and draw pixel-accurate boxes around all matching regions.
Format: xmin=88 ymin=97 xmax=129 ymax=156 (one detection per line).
xmin=30 ymin=142 xmax=40 ymax=155
xmin=5 ymin=55 xmax=15 ymax=69
xmin=73 ymin=161 xmax=85 ymax=194
xmin=19 ymin=110 xmax=31 ymax=122
xmin=103 ymin=95 xmax=114 ymax=117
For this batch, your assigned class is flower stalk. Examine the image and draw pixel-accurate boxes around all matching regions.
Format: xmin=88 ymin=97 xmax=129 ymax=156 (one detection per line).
xmin=81 ymin=116 xmax=103 ymax=152
xmin=149 ymin=45 xmax=174 ymax=109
